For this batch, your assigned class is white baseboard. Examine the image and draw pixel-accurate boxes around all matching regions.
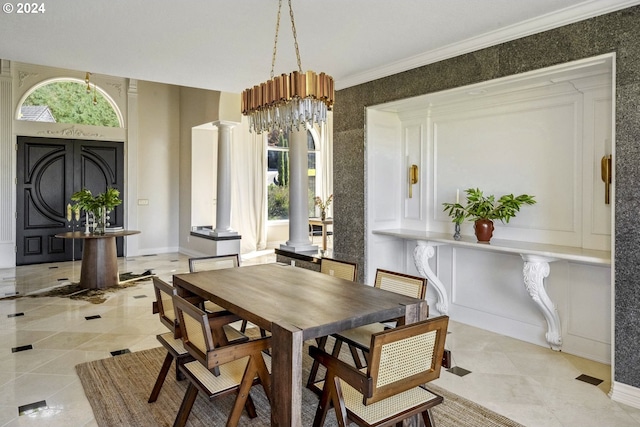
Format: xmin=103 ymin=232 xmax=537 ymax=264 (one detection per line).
xmin=610 ymin=381 xmax=640 ymax=409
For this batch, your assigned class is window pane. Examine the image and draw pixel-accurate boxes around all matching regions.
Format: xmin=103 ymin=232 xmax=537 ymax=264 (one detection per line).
xmin=19 ymin=81 xmax=120 ymax=127
xmin=268 ymin=148 xmax=289 ymax=220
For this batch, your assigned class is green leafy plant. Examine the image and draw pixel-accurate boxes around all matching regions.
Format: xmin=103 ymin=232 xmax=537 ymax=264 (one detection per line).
xmin=71 ymin=187 xmax=122 ymax=216
xmin=443 ymin=188 xmax=536 ymax=224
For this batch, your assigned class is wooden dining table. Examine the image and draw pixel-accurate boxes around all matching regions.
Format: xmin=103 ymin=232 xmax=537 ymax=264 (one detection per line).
xmin=172 ymin=263 xmax=429 ymax=426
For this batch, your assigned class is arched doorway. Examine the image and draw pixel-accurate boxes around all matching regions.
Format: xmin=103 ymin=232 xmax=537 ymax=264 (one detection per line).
xmin=15 ymin=79 xmax=125 ymax=265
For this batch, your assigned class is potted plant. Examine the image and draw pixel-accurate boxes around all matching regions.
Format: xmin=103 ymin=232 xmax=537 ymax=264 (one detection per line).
xmin=442 ymin=188 xmax=536 ymax=243
xmin=314 ymin=194 xmax=333 ymax=221
xmin=71 ymin=187 xmax=122 ymax=234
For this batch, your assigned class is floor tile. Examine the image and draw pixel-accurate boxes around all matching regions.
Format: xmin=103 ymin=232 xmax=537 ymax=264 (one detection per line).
xmin=0 ymin=251 xmax=638 ymax=427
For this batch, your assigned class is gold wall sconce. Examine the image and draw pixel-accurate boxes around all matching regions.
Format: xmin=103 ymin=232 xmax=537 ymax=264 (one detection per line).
xmin=601 ymin=155 xmax=612 ymax=204
xmin=408 ymin=164 xmax=418 ymax=198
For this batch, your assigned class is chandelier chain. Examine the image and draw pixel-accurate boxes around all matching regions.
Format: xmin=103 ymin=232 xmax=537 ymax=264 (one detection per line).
xmin=288 ymin=0 xmax=303 ymax=73
xmin=270 ymin=0 xmax=303 ymax=79
xmin=270 ymin=0 xmax=282 ymax=79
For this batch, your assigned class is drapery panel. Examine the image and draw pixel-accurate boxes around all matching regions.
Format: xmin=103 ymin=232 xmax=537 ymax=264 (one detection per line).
xmin=230 ymin=118 xmax=267 ymax=253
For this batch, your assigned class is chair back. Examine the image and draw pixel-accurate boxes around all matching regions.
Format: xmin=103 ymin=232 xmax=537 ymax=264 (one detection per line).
xmin=189 ymin=254 xmax=240 ymax=273
xmin=365 ymin=315 xmax=448 ymax=405
xmin=172 ymin=294 xmax=216 ymax=364
xmin=320 ymin=258 xmax=358 ymax=281
xmin=374 ymin=269 xmax=427 ymax=299
xmin=153 ymin=277 xmax=179 ymax=333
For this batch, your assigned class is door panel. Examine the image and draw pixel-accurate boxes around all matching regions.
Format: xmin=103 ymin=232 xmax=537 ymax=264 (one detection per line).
xmin=16 ymin=136 xmax=124 ymax=266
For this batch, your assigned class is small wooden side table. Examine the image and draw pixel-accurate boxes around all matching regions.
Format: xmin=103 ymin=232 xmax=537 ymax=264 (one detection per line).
xmin=55 ymin=230 xmax=140 ymax=289
xmin=309 ymin=217 xmax=333 ymax=251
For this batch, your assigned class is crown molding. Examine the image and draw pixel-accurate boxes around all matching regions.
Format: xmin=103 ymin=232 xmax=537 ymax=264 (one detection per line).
xmin=336 ymin=0 xmax=640 ymax=90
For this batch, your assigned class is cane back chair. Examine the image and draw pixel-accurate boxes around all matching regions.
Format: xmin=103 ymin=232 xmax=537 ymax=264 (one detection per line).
xmin=171 ymin=294 xmax=272 ymax=427
xmin=309 ymin=316 xmax=449 ymax=427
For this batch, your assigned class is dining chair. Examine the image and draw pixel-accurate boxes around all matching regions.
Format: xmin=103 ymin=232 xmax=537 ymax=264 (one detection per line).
xmin=147 ymin=277 xmax=247 ymax=404
xmin=309 ymin=315 xmax=449 ymax=427
xmin=307 ymin=258 xmax=359 ymax=388
xmin=188 ymin=254 xmax=248 ymax=325
xmin=189 ymin=254 xmax=240 ymax=273
xmin=171 ymin=294 xmax=272 ymax=427
xmin=309 ymin=223 xmax=333 ymax=244
xmin=333 ymin=269 xmax=428 ymax=368
xmin=307 ymin=269 xmax=427 ymax=390
xmin=320 ymin=257 xmax=358 ymax=281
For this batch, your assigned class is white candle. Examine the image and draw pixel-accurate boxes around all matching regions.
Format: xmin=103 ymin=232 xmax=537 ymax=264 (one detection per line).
xmin=456 ymin=189 xmax=460 ymax=204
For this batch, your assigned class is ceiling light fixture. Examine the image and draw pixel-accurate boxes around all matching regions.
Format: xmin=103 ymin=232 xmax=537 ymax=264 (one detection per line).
xmin=241 ymin=0 xmax=334 ymax=133
xmin=84 ymin=72 xmax=91 ymax=93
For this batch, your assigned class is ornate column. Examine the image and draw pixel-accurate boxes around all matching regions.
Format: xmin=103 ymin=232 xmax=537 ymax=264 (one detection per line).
xmin=413 ymin=240 xmax=449 ymax=314
xmin=521 ymin=254 xmax=562 ymax=350
xmin=125 ymin=79 xmax=139 ymax=256
xmin=281 ymin=128 xmax=316 ymax=252
xmin=0 ymin=60 xmax=14 ymax=268
xmin=212 ymin=121 xmax=239 ymax=237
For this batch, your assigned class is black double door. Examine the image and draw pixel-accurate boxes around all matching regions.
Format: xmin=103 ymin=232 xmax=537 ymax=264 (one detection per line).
xmin=16 ymin=136 xmax=125 ymax=265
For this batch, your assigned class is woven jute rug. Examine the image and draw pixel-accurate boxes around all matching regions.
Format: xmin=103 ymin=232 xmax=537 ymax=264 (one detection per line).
xmin=76 ymin=345 xmax=523 ymax=427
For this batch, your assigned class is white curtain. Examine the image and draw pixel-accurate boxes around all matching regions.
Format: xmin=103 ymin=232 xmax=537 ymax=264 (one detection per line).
xmin=230 ymin=117 xmax=267 ymax=253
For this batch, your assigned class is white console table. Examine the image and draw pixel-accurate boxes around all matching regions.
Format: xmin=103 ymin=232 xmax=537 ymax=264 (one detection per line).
xmin=372 ymin=229 xmax=611 ymax=351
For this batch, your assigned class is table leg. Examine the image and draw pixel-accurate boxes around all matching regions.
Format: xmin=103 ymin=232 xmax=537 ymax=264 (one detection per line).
xmin=80 ymin=237 xmax=118 ymax=289
xmin=404 ymin=300 xmax=429 ymax=324
xmin=270 ymin=321 xmax=304 ymax=427
xmin=321 ymin=226 xmax=327 ymax=251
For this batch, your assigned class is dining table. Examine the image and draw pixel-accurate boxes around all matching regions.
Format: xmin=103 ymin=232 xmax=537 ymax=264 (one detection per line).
xmin=172 ymin=263 xmax=429 ymax=426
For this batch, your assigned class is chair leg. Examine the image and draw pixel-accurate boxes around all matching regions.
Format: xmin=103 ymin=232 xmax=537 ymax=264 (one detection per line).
xmin=240 ymin=319 xmax=248 ymax=332
xmin=348 ymin=344 xmax=365 ymax=369
xmin=148 ymin=352 xmax=173 ymax=403
xmin=422 ymin=409 xmax=436 ymax=427
xmin=307 ymin=336 xmax=328 ymax=389
xmin=312 ymin=382 xmax=332 ymax=427
xmin=173 ymin=383 xmax=199 ymax=427
xmin=228 ymin=362 xmax=259 ymax=426
xmin=174 ymin=357 xmax=185 ymax=381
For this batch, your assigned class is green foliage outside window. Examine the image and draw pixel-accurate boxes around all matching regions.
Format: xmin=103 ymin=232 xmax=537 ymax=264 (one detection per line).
xmin=22 ymin=81 xmax=120 ymax=127
xmin=268 ymin=184 xmax=289 ymax=220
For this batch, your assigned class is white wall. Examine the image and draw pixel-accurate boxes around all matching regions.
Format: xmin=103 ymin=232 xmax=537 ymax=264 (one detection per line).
xmin=135 ymin=80 xmax=180 ymax=254
xmin=366 ymin=57 xmax=614 ymax=363
xmin=191 ymin=127 xmax=217 ymax=227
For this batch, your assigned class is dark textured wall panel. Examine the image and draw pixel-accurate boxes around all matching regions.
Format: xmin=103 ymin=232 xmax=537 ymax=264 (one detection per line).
xmin=333 ymin=6 xmax=640 ymax=387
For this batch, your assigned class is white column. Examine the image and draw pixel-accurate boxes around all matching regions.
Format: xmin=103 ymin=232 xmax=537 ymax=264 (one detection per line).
xmin=125 ymin=79 xmax=139 ymax=256
xmin=0 ymin=60 xmax=15 ymax=268
xmin=281 ymin=129 xmax=316 ymax=252
xmin=212 ymin=121 xmax=238 ymax=237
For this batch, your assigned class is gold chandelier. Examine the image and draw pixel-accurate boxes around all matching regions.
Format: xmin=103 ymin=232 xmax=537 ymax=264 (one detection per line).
xmin=241 ymin=0 xmax=334 ymax=133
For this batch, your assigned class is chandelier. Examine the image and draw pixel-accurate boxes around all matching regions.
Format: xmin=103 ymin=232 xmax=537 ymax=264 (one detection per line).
xmin=241 ymin=0 xmax=334 ymax=133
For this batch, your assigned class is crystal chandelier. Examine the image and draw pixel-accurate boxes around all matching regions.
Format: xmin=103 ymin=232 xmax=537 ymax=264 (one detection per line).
xmin=241 ymin=0 xmax=334 ymax=134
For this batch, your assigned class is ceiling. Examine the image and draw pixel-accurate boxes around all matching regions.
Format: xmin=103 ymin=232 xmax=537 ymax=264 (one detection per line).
xmin=0 ymin=0 xmax=637 ymax=93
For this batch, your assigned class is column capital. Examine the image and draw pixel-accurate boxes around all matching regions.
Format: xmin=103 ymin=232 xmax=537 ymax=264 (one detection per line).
xmin=212 ymin=120 xmax=240 ymax=128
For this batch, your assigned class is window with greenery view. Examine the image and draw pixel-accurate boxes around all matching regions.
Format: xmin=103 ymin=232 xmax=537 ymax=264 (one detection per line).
xmin=267 ymin=130 xmax=319 ymax=220
xmin=19 ymin=80 xmax=120 ymax=127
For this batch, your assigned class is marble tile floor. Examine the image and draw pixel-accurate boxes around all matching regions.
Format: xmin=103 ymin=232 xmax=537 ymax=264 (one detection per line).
xmin=0 ymin=252 xmax=638 ymax=426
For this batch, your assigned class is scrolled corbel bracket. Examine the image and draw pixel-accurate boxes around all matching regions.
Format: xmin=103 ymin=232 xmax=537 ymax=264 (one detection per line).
xmin=413 ymin=240 xmax=449 ymax=314
xmin=521 ymin=254 xmax=562 ymax=351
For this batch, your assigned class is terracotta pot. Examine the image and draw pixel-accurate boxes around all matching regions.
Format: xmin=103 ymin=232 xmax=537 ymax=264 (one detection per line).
xmin=474 ymin=219 xmax=494 ymax=243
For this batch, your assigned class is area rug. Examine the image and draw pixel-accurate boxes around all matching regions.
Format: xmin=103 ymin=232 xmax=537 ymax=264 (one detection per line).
xmin=76 ymin=345 xmax=524 ymax=427
xmin=16 ymin=270 xmax=155 ymax=304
